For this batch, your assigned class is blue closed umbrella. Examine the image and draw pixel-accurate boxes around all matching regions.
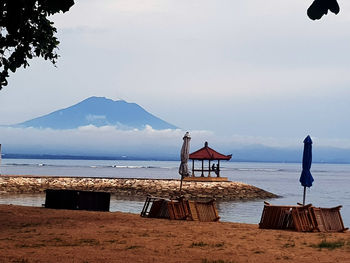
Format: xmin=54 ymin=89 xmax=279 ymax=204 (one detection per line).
xmin=299 ymin=135 xmax=314 ymax=205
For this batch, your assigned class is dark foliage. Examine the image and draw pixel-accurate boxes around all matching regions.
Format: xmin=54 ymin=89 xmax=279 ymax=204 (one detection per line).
xmin=307 ymin=0 xmax=340 ymax=20
xmin=0 ymin=0 xmax=74 ymax=90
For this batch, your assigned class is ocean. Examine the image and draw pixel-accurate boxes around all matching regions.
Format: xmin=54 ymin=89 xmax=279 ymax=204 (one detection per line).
xmin=1 ymin=159 xmax=349 ymax=227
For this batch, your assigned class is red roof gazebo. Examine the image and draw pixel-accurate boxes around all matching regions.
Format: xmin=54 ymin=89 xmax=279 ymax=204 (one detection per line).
xmin=188 ymin=142 xmax=231 ymax=180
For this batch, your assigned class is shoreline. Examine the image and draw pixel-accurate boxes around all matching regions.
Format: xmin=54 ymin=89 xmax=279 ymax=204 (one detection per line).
xmin=0 ymin=204 xmax=349 ymax=263
xmin=0 ymin=174 xmax=277 ymax=201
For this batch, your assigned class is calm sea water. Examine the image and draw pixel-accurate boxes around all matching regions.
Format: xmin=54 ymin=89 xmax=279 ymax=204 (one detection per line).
xmin=1 ymin=159 xmax=349 ymax=227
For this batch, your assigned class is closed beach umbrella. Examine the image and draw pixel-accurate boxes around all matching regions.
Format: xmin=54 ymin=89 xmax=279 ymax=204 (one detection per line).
xmin=299 ymin=135 xmax=314 ymax=205
xmin=179 ymin=132 xmax=191 ymax=195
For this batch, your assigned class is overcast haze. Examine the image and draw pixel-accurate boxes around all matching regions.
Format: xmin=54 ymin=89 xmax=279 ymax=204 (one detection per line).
xmin=1 ymin=1 xmax=350 ymax=158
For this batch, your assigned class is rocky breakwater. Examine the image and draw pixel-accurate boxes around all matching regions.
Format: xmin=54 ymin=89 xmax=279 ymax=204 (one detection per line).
xmin=0 ymin=176 xmax=277 ymax=201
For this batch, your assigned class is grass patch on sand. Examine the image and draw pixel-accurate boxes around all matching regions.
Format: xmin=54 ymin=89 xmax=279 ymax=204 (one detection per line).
xmin=104 ymin=239 xmax=117 ymax=244
xmin=126 ymin=245 xmax=142 ymax=250
xmin=20 ymin=223 xmax=41 ymax=228
xmin=191 ymin=242 xmax=225 ymax=248
xmin=77 ymin=238 xmax=100 ymax=246
xmin=16 ymin=243 xmax=46 ymax=248
xmin=201 ymin=259 xmax=236 ymax=263
xmin=24 ymin=237 xmax=102 ymax=247
xmin=312 ymin=240 xmax=345 ymax=250
xmin=11 ymin=259 xmax=29 ymax=263
xmin=190 ymin=241 xmax=208 ymax=248
xmin=53 ymin=238 xmax=100 ymax=247
xmin=104 ymin=239 xmax=127 ymax=245
xmin=283 ymin=241 xmax=295 ymax=248
xmin=50 ymin=237 xmax=64 ymax=243
xmin=213 ymin=242 xmax=225 ymax=248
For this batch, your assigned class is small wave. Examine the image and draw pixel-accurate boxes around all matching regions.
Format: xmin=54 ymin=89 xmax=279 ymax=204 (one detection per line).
xmin=109 ymin=165 xmax=144 ymax=169
xmin=4 ymin=163 xmax=53 ymax=167
xmin=310 ymin=169 xmax=328 ymax=173
xmin=230 ymin=168 xmax=281 ymax=172
xmin=146 ymin=166 xmax=174 ymax=169
xmin=5 ymin=163 xmax=32 ymax=166
xmin=106 ymin=165 xmax=173 ymax=169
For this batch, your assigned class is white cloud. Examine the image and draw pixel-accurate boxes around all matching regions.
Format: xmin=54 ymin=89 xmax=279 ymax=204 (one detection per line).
xmin=85 ymin=114 xmax=107 ymax=121
xmin=1 ymin=0 xmax=350 ymax=147
xmin=2 ymin=126 xmax=350 ymax=159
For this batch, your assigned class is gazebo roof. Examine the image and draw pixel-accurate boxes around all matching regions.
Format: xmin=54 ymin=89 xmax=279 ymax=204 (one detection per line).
xmin=189 ymin=142 xmax=232 ymax=160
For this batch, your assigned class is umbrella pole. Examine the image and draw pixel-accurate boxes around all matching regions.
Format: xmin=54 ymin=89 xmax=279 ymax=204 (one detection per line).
xmin=179 ymin=175 xmax=183 ymax=197
xmin=303 ymin=186 xmax=306 ymax=206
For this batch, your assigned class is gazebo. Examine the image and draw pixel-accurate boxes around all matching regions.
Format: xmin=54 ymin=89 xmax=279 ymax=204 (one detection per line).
xmin=186 ymin=142 xmax=232 ymax=181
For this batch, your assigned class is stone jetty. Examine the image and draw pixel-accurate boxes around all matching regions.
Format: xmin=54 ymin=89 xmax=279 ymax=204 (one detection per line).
xmin=0 ymin=175 xmax=277 ymax=201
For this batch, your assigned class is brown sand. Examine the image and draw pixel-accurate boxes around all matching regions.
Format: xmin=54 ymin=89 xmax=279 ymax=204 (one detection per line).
xmin=0 ymin=204 xmax=349 ymax=263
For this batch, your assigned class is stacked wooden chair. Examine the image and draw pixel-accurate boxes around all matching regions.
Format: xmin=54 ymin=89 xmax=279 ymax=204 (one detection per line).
xmin=259 ymin=202 xmax=348 ymax=232
xmin=141 ymin=196 xmax=220 ymax=222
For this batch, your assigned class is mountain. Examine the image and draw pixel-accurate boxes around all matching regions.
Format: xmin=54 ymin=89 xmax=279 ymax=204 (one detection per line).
xmin=15 ymin=96 xmax=177 ymax=130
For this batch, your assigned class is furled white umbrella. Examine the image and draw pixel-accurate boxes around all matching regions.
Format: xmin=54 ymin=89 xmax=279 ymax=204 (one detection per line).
xmin=179 ymin=132 xmax=191 ymax=195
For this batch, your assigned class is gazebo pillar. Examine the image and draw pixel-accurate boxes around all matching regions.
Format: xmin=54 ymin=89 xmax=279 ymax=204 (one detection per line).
xmin=217 ymin=160 xmax=220 ymax=177
xmin=192 ymin=159 xmax=195 ymax=177
xmin=208 ymin=160 xmax=211 ymax=177
xmin=201 ymin=160 xmax=204 ymax=177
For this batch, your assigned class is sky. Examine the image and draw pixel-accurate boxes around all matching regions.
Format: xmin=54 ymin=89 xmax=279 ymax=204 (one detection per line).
xmin=1 ymin=0 xmax=350 ymax=157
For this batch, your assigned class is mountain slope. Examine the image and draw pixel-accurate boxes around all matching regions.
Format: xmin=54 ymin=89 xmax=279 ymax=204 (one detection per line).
xmin=16 ymin=96 xmax=177 ymax=130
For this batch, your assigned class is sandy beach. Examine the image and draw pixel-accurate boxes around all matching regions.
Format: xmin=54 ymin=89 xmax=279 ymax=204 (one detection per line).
xmin=0 ymin=204 xmax=349 ymax=263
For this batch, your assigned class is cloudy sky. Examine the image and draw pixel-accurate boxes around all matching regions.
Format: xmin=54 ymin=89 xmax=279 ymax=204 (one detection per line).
xmin=1 ymin=1 xmax=350 ymax=155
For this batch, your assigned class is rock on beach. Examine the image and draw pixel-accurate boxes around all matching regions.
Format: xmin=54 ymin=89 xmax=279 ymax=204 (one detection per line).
xmin=0 ymin=175 xmax=277 ymax=200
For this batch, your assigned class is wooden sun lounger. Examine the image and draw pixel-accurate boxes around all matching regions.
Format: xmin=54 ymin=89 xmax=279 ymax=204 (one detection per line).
xmin=291 ymin=205 xmax=317 ymax=232
xmin=259 ymin=202 xmax=295 ymax=230
xmin=141 ymin=196 xmax=220 ymax=222
xmin=310 ymin=206 xmax=348 ymax=232
xmin=167 ymin=198 xmax=191 ymax=220
xmin=259 ymin=202 xmax=348 ymax=232
xmin=186 ymin=199 xmax=220 ymax=222
xmin=140 ymin=196 xmax=170 ymax=219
